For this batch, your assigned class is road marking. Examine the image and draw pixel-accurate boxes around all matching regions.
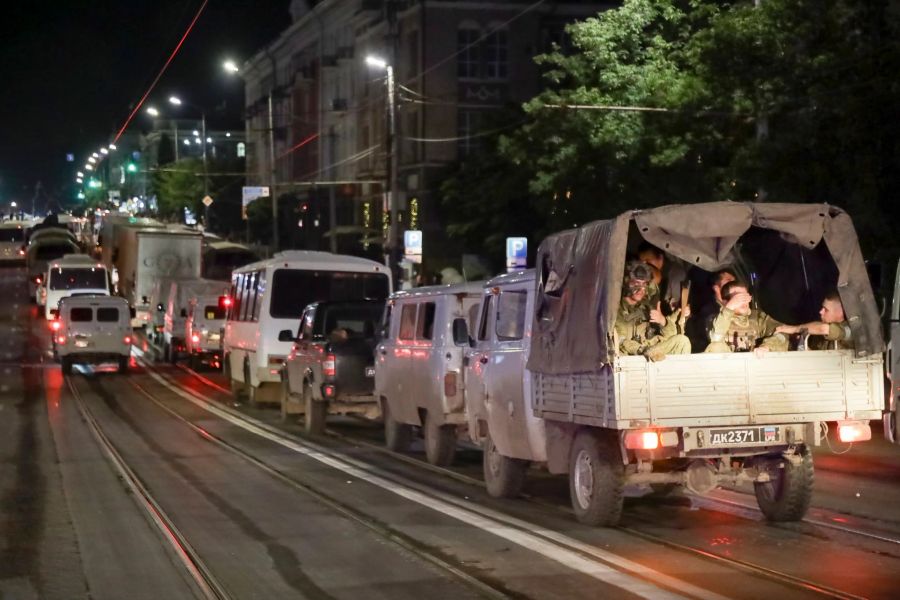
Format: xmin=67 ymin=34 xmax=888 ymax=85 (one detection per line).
xmin=137 ymin=356 xmax=727 ymax=600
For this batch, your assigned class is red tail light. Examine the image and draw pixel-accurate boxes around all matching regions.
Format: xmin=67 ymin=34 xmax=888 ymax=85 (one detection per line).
xmin=219 ymin=295 xmax=232 ymax=308
xmin=123 ymin=336 xmax=132 ymax=345
xmin=35 ymin=276 xmax=42 ymax=284
xmin=56 ymin=335 xmax=67 ymax=345
xmin=191 ymin=334 xmax=200 ymax=343
xmin=624 ymin=430 xmax=660 ymax=450
xmin=838 ymin=421 xmax=871 ymax=443
xmin=50 ymin=320 xmax=61 ymax=331
xmin=322 ymin=384 xmax=336 ymax=398
xmin=17 ymin=249 xmax=24 ymax=256
xmin=323 ymin=354 xmax=336 ymax=377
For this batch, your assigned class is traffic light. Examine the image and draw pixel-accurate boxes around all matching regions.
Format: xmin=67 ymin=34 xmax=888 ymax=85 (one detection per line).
xmin=126 ymin=162 xmax=138 ymax=173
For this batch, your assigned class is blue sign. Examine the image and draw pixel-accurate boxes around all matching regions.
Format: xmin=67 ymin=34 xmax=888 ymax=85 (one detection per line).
xmin=506 ymin=237 xmax=527 ymax=269
xmin=66 ymin=153 xmax=74 ymax=162
xmin=404 ymin=230 xmax=423 ymax=255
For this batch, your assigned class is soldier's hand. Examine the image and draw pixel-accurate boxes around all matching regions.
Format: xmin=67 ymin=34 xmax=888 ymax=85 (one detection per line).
xmin=775 ymin=324 xmax=799 ymax=335
xmin=725 ymin=292 xmax=751 ymax=312
xmin=753 ymin=346 xmax=769 ymax=358
xmin=649 ymin=302 xmax=666 ymax=326
xmin=644 ymin=347 xmax=666 ymax=362
xmin=682 ymin=303 xmax=691 ymax=320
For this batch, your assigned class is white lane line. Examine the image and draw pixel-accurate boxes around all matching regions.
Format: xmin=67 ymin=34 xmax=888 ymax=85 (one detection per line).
xmin=138 ymin=356 xmax=728 ymax=600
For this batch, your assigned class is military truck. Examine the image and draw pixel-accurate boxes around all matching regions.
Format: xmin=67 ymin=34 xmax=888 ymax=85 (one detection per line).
xmin=474 ymin=202 xmax=884 ymax=527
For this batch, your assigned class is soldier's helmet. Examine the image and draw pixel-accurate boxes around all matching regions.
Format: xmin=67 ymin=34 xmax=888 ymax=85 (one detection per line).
xmin=624 ymin=260 xmax=653 ymax=296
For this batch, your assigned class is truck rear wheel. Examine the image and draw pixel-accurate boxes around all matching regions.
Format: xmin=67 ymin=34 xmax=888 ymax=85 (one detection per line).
xmin=754 ymin=445 xmax=814 ymax=522
xmin=483 ymin=433 xmax=528 ymax=498
xmin=568 ymin=430 xmax=624 ymax=527
xmin=383 ymin=399 xmax=412 ymax=452
xmin=423 ymin=411 xmax=456 ymax=467
xmin=304 ymin=385 xmax=327 ymax=435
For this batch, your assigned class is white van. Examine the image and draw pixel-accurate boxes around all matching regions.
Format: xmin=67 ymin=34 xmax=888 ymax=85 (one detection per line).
xmin=185 ymin=293 xmax=228 ymax=369
xmin=223 ymin=251 xmax=391 ymax=405
xmin=0 ymin=221 xmax=30 ymax=263
xmin=375 ymin=282 xmax=483 ymax=466
xmin=56 ymin=295 xmax=132 ymax=375
xmin=463 ymin=270 xmax=546 ymax=498
xmin=41 ymin=255 xmax=110 ymax=320
xmin=162 ymin=278 xmax=228 ymax=362
xmin=27 ymin=238 xmax=80 ymax=302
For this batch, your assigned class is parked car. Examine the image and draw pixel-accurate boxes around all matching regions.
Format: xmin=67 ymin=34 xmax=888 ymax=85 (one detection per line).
xmin=282 ymin=300 xmax=385 ymax=434
xmin=375 ymin=282 xmax=483 ymax=466
xmin=55 ymin=295 xmax=133 ymax=375
xmin=224 ymin=251 xmax=391 ymax=405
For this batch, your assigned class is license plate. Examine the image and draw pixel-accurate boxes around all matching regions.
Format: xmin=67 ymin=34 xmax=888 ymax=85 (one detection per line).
xmin=75 ymin=340 xmax=90 ymax=348
xmin=365 ymin=366 xmax=375 ymax=377
xmin=708 ymin=426 xmax=778 ymax=446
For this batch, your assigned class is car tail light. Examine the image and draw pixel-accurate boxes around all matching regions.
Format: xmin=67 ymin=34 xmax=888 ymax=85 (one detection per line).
xmin=50 ymin=320 xmax=61 ymax=331
xmin=444 ymin=372 xmax=458 ymax=397
xmin=35 ymin=276 xmax=42 ymax=284
xmin=56 ymin=335 xmax=67 ymax=345
xmin=192 ymin=334 xmax=200 ymax=343
xmin=624 ymin=430 xmax=660 ymax=450
xmin=838 ymin=421 xmax=871 ymax=443
xmin=323 ymin=354 xmax=336 ymax=377
xmin=18 ymin=249 xmax=24 ymax=256
xmin=322 ymin=384 xmax=336 ymax=398
xmin=123 ymin=336 xmax=132 ymax=345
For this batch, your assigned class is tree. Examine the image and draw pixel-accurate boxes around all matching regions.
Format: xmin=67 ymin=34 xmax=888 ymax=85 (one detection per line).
xmin=150 ymin=158 xmax=203 ymax=221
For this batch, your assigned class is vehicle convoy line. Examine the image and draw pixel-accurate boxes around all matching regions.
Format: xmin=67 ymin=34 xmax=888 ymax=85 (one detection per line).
xmin=164 ymin=360 xmax=880 ymax=599
xmin=134 ymin=355 xmax=724 ymax=600
xmin=64 ymin=375 xmax=231 ymax=600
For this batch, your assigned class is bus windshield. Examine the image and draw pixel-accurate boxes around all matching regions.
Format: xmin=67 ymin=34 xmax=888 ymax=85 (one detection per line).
xmin=50 ymin=268 xmax=108 ymax=291
xmin=269 ymin=269 xmax=389 ymax=319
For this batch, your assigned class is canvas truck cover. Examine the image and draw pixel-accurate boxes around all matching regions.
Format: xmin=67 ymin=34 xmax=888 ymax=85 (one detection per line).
xmin=527 ymin=202 xmax=882 ymax=375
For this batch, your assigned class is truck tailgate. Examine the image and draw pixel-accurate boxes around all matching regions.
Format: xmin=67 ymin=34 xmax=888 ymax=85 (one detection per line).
xmin=533 ymin=351 xmax=884 ymax=428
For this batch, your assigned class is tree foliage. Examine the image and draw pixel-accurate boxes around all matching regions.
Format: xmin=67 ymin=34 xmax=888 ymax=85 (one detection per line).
xmin=441 ymin=0 xmax=900 ymax=261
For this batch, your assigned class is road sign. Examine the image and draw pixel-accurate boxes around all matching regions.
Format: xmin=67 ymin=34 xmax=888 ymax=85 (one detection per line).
xmin=242 ymin=186 xmax=270 ymax=204
xmin=506 ymin=237 xmax=527 ymax=270
xmin=404 ymin=230 xmax=423 ymax=256
xmin=202 ymin=195 xmax=214 ymax=207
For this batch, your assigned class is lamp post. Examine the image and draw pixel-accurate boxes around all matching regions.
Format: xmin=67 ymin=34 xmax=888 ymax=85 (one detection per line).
xmin=146 ymin=106 xmax=179 ymax=161
xmin=169 ymin=95 xmax=210 ymax=227
xmin=223 ymin=59 xmax=279 ymax=252
xmin=365 ymin=55 xmax=399 ymax=275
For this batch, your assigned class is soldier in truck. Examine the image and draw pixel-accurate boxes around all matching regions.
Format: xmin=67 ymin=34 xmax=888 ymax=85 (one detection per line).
xmin=705 ymin=281 xmax=789 ymax=354
xmin=615 ymin=261 xmax=691 ymax=361
xmin=775 ymin=290 xmax=854 ymax=350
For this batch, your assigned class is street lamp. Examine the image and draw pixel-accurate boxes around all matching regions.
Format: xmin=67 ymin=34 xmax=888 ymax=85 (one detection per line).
xmin=147 ymin=106 xmax=179 ymax=160
xmin=169 ymin=94 xmax=210 ymax=223
xmin=366 ymin=54 xmax=399 ymax=274
xmin=223 ymin=58 xmax=279 ymax=251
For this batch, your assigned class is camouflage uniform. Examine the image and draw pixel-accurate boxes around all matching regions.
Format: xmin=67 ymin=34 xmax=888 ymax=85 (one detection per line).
xmin=615 ymin=298 xmax=691 ymax=358
xmin=705 ymin=307 xmax=789 ymax=353
xmin=807 ymin=321 xmax=854 ymax=350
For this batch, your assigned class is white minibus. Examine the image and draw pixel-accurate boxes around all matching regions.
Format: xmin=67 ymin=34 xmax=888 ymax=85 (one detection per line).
xmin=42 ymin=254 xmax=111 ymax=320
xmin=223 ymin=251 xmax=390 ymax=404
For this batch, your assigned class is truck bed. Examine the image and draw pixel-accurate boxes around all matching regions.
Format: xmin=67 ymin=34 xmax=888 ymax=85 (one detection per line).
xmin=533 ymin=350 xmax=884 ymax=428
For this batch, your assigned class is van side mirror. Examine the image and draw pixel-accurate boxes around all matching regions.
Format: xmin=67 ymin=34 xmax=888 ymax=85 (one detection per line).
xmin=452 ymin=317 xmax=469 ymax=346
xmin=278 ymin=329 xmax=294 ymax=342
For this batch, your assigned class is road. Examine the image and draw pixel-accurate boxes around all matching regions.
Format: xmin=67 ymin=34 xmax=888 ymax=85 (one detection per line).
xmin=1 ymin=264 xmax=899 ymax=599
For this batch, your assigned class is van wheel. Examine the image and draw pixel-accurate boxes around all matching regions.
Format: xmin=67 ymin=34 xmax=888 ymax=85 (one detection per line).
xmin=279 ymin=378 xmax=294 ymax=423
xmin=117 ymin=356 xmax=128 ymax=374
xmin=483 ymin=433 xmax=528 ymax=498
xmin=226 ymin=358 xmax=245 ymax=400
xmin=569 ymin=430 xmax=625 ymax=527
xmin=383 ymin=399 xmax=412 ymax=452
xmin=61 ymin=357 xmax=73 ymax=376
xmin=162 ymin=343 xmax=170 ymax=364
xmin=754 ymin=445 xmax=814 ymax=522
xmin=304 ymin=385 xmax=327 ymax=435
xmin=423 ymin=411 xmax=456 ymax=467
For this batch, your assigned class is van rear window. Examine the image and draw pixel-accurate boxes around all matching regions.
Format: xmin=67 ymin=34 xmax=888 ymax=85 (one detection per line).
xmin=269 ymin=269 xmax=390 ymax=319
xmin=70 ymin=308 xmax=93 ymax=322
xmin=97 ymin=308 xmax=119 ymax=322
xmin=50 ymin=268 xmax=107 ymax=291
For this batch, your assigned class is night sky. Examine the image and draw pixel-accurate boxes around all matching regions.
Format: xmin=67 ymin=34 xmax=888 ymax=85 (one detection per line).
xmin=0 ymin=1 xmax=288 ymax=209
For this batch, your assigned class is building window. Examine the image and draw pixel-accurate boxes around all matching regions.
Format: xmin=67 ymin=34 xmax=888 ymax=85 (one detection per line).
xmin=457 ymin=28 xmax=481 ymax=79
xmin=484 ymin=30 xmax=508 ymax=80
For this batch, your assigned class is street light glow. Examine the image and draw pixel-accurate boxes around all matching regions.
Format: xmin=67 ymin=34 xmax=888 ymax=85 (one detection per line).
xmin=100 ymin=147 xmax=109 ymax=154
xmin=108 ymin=143 xmax=117 ymax=151
xmin=92 ymin=152 xmax=99 ymax=158
xmin=76 ymin=171 xmax=83 ymax=177
xmin=206 ymin=137 xmax=212 ymax=143
xmin=223 ymin=59 xmax=240 ymax=74
xmin=365 ymin=55 xmax=388 ymax=70
xmin=75 ymin=178 xmax=82 ymax=183
xmin=184 ymin=139 xmax=191 ymax=145
xmin=168 ymin=96 xmax=183 ymax=106
xmin=88 ymin=157 xmax=96 ymax=163
xmin=146 ymin=106 xmax=159 ymax=117
xmin=85 ymin=165 xmax=94 ymax=171
xmin=192 ymin=130 xmax=199 ymax=136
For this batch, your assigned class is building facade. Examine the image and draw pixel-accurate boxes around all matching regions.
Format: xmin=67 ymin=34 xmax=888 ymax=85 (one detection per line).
xmin=243 ymin=0 xmax=609 ymax=264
